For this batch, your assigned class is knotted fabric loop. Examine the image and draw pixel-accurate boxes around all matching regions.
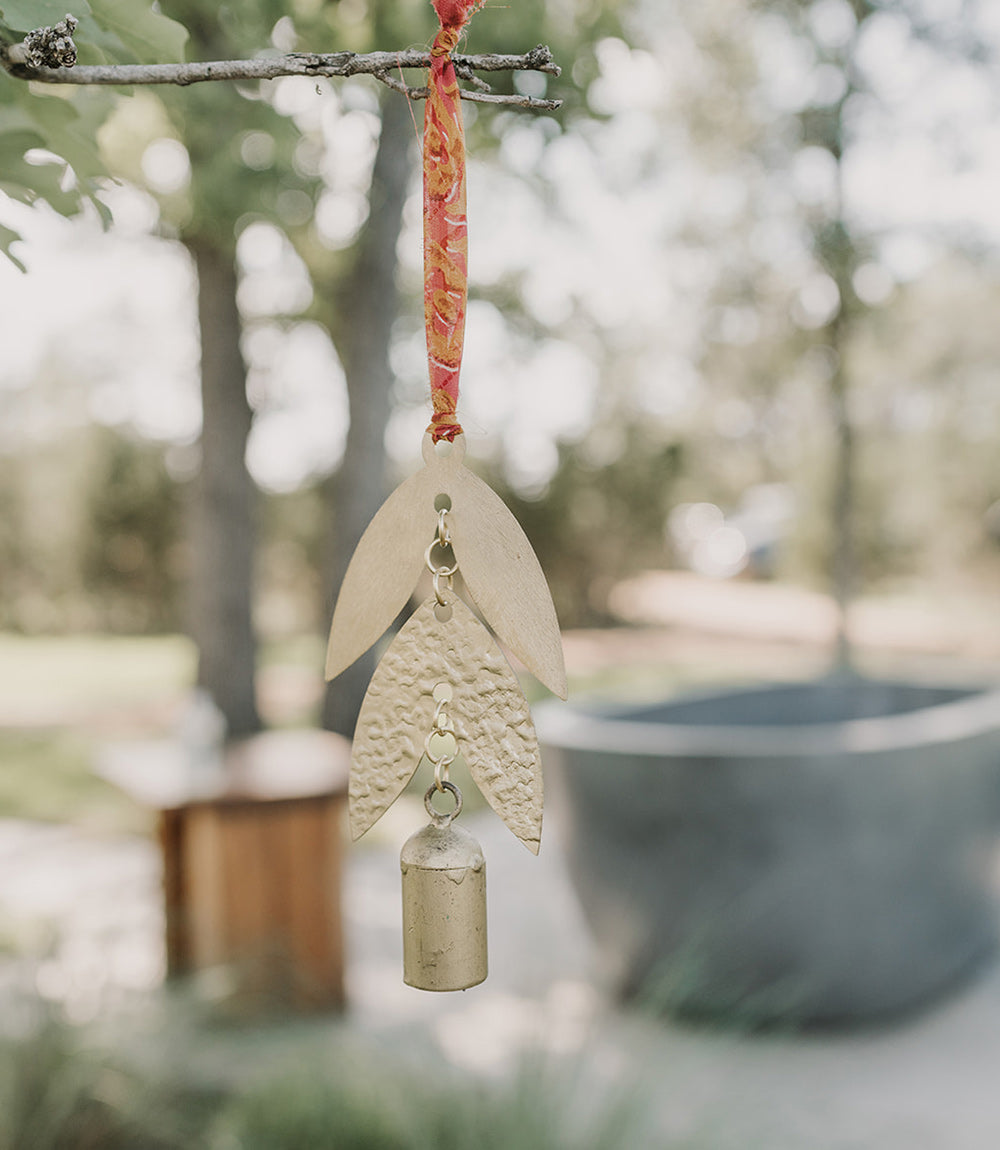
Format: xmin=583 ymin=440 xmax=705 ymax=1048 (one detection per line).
xmin=423 ymin=0 xmax=483 ymax=442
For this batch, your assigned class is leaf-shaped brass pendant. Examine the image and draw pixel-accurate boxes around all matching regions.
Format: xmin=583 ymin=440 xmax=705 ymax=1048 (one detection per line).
xmin=449 ymin=467 xmax=567 ymax=701
xmin=325 ymin=434 xmax=566 ymax=700
xmin=350 ymin=595 xmax=544 ymax=853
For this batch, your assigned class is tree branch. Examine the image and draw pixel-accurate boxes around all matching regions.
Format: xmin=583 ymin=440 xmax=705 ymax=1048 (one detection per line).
xmin=1 ymin=37 xmax=563 ymax=111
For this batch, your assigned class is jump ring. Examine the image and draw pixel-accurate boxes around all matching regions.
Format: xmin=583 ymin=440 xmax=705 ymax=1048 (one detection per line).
xmin=425 ymin=539 xmax=458 ymax=578
xmin=424 ymin=780 xmax=463 ymax=826
xmin=436 ymin=507 xmax=451 ymax=547
xmin=433 ymin=569 xmax=454 ymax=606
xmin=433 ymin=755 xmax=451 ymax=790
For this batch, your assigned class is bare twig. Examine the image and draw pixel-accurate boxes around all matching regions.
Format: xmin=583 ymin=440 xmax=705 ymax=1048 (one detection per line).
xmin=375 ymin=74 xmax=560 ymax=111
xmin=1 ymin=37 xmax=562 ymax=110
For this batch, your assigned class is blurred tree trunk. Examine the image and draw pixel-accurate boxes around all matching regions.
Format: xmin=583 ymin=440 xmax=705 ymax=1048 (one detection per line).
xmin=822 ymin=154 xmax=856 ymax=672
xmin=827 ymin=303 xmax=855 ymax=670
xmin=187 ymin=234 xmax=261 ymax=737
xmin=321 ymin=92 xmax=414 ymax=737
xmin=802 ymin=6 xmax=863 ymax=675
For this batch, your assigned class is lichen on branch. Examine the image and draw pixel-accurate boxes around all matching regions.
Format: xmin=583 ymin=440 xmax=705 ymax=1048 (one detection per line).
xmin=9 ymin=13 xmax=78 ymax=68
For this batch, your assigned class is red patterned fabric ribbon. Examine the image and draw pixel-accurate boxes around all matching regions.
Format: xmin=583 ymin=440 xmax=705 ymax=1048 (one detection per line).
xmin=423 ymin=0 xmax=482 ymax=442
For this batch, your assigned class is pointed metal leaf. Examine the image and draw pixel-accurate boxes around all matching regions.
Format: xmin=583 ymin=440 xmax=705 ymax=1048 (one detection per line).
xmin=324 ymin=435 xmax=468 ymax=682
xmin=326 ymin=433 xmax=566 ymax=702
xmin=324 ymin=474 xmax=433 ymax=681
xmin=348 ymin=603 xmax=431 ymax=841
xmin=448 ymin=469 xmax=567 ymax=699
xmin=350 ymin=595 xmax=543 ymax=853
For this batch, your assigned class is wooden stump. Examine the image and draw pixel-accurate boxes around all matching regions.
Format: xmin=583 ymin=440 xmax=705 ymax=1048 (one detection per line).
xmin=102 ymin=729 xmax=350 ymax=1011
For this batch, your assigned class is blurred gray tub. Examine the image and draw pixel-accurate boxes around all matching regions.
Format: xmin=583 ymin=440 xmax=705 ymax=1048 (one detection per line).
xmin=538 ymin=679 xmax=1000 ymax=1024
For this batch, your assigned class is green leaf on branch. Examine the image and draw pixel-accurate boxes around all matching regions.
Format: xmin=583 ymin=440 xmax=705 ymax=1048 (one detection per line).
xmin=0 ymin=0 xmax=183 ymax=264
xmin=0 ymin=137 xmax=79 ymax=216
xmin=0 ymin=0 xmax=185 ymax=62
xmin=0 ymin=83 xmax=113 ymax=264
xmin=87 ymin=0 xmax=187 ymax=64
xmin=0 ymin=221 xmax=25 ymax=269
xmin=5 ymin=83 xmax=110 ymax=183
xmin=0 ymin=1 xmax=92 ymax=36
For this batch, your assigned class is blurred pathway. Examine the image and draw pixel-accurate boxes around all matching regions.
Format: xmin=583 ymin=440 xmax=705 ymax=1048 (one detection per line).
xmin=0 ymin=820 xmax=163 ymax=1015
xmin=0 ymin=810 xmax=999 ymax=1148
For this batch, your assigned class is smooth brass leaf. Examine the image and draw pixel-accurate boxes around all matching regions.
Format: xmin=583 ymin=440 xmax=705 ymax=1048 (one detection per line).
xmin=447 ymin=468 xmax=567 ymax=700
xmin=325 ymin=433 xmax=566 ymax=700
xmin=350 ymin=595 xmax=543 ymax=853
xmin=324 ymin=435 xmax=466 ymax=682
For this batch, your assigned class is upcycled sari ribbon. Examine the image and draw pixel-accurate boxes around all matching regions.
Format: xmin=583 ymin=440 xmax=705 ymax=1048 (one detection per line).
xmin=423 ymin=0 xmax=482 ymax=442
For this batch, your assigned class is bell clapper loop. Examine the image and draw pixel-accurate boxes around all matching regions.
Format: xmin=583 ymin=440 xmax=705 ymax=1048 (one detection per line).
xmin=424 ymin=780 xmax=463 ymax=827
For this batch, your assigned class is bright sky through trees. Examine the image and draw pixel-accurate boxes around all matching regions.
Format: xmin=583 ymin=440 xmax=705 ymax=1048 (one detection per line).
xmin=2 ymin=10 xmax=1000 ymax=492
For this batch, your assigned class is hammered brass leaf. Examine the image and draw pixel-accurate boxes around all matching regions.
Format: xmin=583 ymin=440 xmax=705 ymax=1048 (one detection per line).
xmin=350 ymin=595 xmax=543 ymax=853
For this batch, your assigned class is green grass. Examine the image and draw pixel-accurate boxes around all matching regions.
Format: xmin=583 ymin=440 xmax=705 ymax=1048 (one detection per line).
xmin=0 ymin=633 xmax=197 ymax=830
xmin=0 ymin=628 xmax=813 ymax=829
xmin=567 ymin=661 xmax=747 ymax=705
xmin=0 ymin=632 xmax=322 ymax=828
xmin=0 ymin=635 xmax=196 ymax=717
xmin=0 ymin=1016 xmax=216 ymax=1150
xmin=0 ymin=732 xmax=149 ymax=833
xmin=0 ymin=1015 xmax=655 ymax=1150
xmin=209 ymin=1053 xmax=644 ymax=1150
xmin=0 ymin=634 xmax=195 ymax=830
xmin=258 ymin=632 xmax=325 ymax=670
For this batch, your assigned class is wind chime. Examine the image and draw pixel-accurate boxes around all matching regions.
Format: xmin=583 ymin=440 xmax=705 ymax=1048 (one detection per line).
xmin=325 ymin=0 xmax=567 ymax=991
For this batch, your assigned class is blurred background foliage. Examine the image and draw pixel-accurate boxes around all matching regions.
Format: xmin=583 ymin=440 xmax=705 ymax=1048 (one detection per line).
xmin=1 ymin=0 xmax=999 ymax=658
xmin=0 ymin=1012 xmax=642 ymax=1150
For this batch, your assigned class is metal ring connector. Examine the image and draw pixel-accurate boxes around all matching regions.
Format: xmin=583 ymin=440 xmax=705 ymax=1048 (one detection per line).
xmin=424 ymin=539 xmax=458 ymax=579
xmin=432 ymin=569 xmax=454 ymax=606
xmin=436 ymin=507 xmax=451 ymax=547
xmin=431 ymin=702 xmax=454 ymax=731
xmin=426 ymin=682 xmax=458 ymax=789
xmin=424 ymin=780 xmax=463 ymax=826
xmin=434 ymin=757 xmax=452 ymax=791
xmin=425 ymin=728 xmax=458 ymax=768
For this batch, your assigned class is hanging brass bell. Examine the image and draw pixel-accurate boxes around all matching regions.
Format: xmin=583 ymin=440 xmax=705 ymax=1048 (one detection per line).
xmin=400 ymin=782 xmax=487 ymax=991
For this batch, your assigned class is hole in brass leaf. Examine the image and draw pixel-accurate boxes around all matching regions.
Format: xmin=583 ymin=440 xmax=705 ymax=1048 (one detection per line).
xmin=434 ymin=493 xmax=452 ymax=511
xmin=434 ymin=602 xmax=453 ymax=623
xmin=433 ymin=682 xmax=453 ymax=704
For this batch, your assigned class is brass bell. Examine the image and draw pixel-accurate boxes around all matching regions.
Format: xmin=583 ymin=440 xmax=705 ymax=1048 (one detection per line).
xmin=400 ymin=782 xmax=487 ymax=991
